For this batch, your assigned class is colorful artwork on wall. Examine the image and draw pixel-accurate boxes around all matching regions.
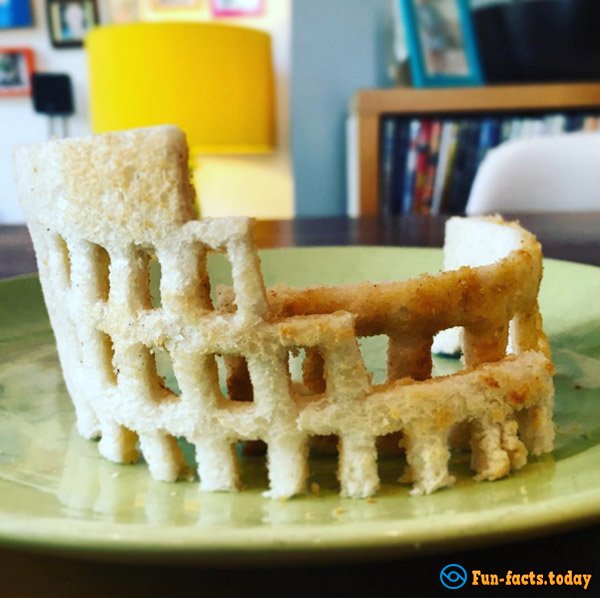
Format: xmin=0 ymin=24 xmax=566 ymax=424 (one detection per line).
xmin=210 ymin=0 xmax=264 ymax=18
xmin=0 ymin=47 xmax=35 ymax=97
xmin=0 ymin=0 xmax=34 ymax=29
xmin=151 ymin=0 xmax=203 ymax=10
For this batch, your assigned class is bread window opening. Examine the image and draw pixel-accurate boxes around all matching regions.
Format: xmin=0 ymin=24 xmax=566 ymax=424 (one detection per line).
xmin=288 ymin=347 xmax=306 ymax=384
xmin=376 ymin=432 xmax=406 ymax=485
xmin=193 ymin=244 xmax=214 ymax=311
xmin=99 ymin=332 xmax=118 ymax=386
xmin=292 ymin=347 xmax=326 ymax=395
xmin=358 ymin=334 xmax=389 ymax=385
xmin=207 ymin=250 xmax=236 ymax=314
xmin=132 ymin=246 xmax=156 ymax=310
xmin=148 ymin=252 xmax=162 ymax=309
xmin=239 ymin=442 xmax=269 ymax=488
xmin=92 ymin=243 xmax=110 ymax=302
xmin=216 ymin=354 xmax=253 ymax=402
xmin=432 ymin=352 xmax=465 ymax=377
xmin=307 ymin=435 xmax=339 ymax=493
xmin=55 ymin=234 xmax=71 ymax=286
xmin=153 ymin=346 xmax=181 ymax=397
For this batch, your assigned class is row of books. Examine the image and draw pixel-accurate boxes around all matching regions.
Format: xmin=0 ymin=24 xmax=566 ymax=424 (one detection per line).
xmin=379 ymin=112 xmax=600 ymax=215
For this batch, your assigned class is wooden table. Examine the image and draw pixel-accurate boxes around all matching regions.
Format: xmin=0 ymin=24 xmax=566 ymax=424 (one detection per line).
xmin=0 ymin=214 xmax=598 ymax=597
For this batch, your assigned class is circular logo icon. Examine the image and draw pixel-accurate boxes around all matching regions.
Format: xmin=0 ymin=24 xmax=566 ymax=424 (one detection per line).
xmin=440 ymin=564 xmax=468 ymax=590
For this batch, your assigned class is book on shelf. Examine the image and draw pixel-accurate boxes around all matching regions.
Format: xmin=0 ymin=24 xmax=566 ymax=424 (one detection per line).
xmin=377 ymin=109 xmax=600 ymax=216
xmin=419 ymin=120 xmax=442 ymax=214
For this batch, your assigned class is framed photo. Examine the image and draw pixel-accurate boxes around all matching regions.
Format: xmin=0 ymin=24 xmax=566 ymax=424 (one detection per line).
xmin=0 ymin=47 xmax=35 ymax=97
xmin=47 ymin=0 xmax=99 ymax=49
xmin=398 ymin=0 xmax=483 ymax=88
xmin=150 ymin=0 xmax=202 ymax=10
xmin=107 ymin=0 xmax=139 ymax=23
xmin=210 ymin=0 xmax=264 ymax=18
xmin=0 ymin=0 xmax=34 ymax=29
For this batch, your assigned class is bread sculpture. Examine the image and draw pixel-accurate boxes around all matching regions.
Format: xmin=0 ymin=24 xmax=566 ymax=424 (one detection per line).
xmin=14 ymin=126 xmax=555 ymax=499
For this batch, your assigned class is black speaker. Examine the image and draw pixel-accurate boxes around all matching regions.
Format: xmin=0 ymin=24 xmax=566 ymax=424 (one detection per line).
xmin=31 ymin=72 xmax=74 ymax=116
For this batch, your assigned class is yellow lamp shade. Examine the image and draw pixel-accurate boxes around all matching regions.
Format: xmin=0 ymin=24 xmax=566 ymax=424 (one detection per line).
xmin=86 ymin=22 xmax=275 ymax=156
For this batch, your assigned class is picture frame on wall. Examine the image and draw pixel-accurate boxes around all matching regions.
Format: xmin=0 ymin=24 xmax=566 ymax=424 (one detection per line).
xmin=0 ymin=0 xmax=34 ymax=29
xmin=150 ymin=0 xmax=202 ymax=10
xmin=46 ymin=0 xmax=99 ymax=49
xmin=107 ymin=0 xmax=139 ymax=23
xmin=210 ymin=0 xmax=264 ymax=18
xmin=398 ymin=0 xmax=483 ymax=88
xmin=0 ymin=47 xmax=35 ymax=97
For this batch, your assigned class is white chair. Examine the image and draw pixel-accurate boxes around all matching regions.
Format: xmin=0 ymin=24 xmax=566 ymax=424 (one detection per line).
xmin=466 ymin=132 xmax=600 ymax=215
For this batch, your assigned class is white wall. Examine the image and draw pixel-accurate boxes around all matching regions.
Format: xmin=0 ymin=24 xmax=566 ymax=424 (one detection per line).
xmin=0 ymin=0 xmax=293 ymax=223
xmin=1 ymin=0 xmax=94 ymax=223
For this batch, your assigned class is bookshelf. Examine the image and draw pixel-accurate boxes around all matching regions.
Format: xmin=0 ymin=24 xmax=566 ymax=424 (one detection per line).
xmin=348 ymin=83 xmax=600 ymax=216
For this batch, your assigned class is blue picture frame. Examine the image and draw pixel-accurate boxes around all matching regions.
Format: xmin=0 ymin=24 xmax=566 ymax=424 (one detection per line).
xmin=398 ymin=0 xmax=483 ymax=88
xmin=0 ymin=0 xmax=34 ymax=29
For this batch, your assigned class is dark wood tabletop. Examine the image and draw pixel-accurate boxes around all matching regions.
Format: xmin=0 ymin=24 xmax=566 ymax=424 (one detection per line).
xmin=0 ymin=213 xmax=598 ymax=597
xmin=2 ymin=212 xmax=599 ymax=280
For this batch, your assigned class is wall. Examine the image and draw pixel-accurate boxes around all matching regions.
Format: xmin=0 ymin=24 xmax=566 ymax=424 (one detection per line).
xmin=291 ymin=0 xmax=394 ymax=217
xmin=0 ymin=0 xmax=293 ymax=223
xmin=0 ymin=0 xmax=93 ymax=223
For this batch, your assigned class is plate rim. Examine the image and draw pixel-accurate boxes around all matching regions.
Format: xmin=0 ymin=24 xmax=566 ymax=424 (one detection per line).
xmin=0 ymin=485 xmax=599 ymax=564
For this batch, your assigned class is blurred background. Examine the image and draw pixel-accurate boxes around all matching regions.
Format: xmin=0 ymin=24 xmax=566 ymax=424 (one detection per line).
xmin=2 ymin=0 xmax=600 ymax=224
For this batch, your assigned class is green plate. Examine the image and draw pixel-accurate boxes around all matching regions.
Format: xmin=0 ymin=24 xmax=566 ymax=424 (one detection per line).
xmin=1 ymin=247 xmax=599 ymax=565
